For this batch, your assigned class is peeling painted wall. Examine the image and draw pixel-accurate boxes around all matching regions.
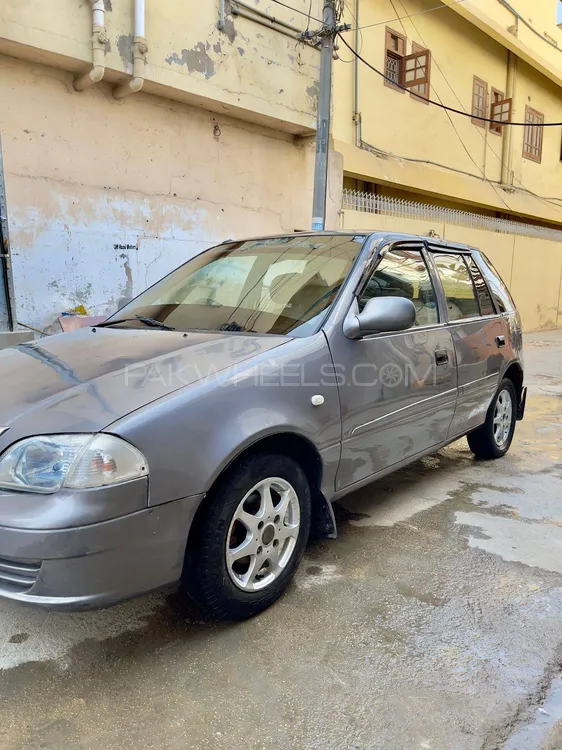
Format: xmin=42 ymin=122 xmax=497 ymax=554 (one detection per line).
xmin=0 ymin=0 xmax=322 ymax=134
xmin=1 ymin=56 xmax=318 ymax=331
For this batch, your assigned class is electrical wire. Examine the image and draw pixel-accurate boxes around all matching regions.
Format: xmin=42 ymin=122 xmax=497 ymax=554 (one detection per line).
xmin=391 ymin=0 xmax=510 ymax=211
xmin=392 ymin=0 xmax=562 ymax=217
xmin=337 ymin=34 xmax=562 ymax=127
xmin=496 ymin=0 xmax=562 ymax=54
xmin=341 ymin=0 xmax=469 ymax=32
xmin=267 ymin=0 xmax=323 ymax=24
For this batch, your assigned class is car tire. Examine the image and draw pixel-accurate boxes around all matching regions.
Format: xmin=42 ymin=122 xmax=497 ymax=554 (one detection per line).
xmin=182 ymin=451 xmax=311 ymax=620
xmin=467 ymin=378 xmax=517 ymax=459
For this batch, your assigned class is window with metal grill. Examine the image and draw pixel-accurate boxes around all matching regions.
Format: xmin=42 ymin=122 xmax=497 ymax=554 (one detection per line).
xmin=523 ymin=106 xmax=544 ymax=162
xmin=385 ymin=28 xmax=406 ymax=91
xmin=471 ymin=77 xmax=487 ymax=127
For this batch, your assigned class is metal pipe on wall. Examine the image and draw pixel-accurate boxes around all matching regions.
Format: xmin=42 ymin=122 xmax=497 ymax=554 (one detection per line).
xmin=232 ymin=1 xmax=304 ymax=34
xmin=114 ymin=0 xmax=148 ymax=99
xmin=501 ymin=51 xmax=517 ymax=186
xmin=74 ymin=0 xmax=107 ymax=91
xmin=231 ymin=5 xmax=304 ymax=40
xmin=353 ymin=0 xmax=360 ymax=147
xmin=218 ymin=0 xmax=226 ymax=30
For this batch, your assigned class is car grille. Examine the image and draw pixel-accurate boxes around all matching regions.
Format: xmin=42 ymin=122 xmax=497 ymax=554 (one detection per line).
xmin=0 ymin=556 xmax=41 ymax=591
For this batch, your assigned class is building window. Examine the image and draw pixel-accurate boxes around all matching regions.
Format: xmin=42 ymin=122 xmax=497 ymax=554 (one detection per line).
xmin=385 ymin=28 xmax=407 ymax=91
xmin=410 ymin=42 xmax=430 ymax=102
xmin=471 ymin=76 xmax=488 ymax=126
xmin=490 ymin=88 xmax=505 ymax=134
xmin=523 ymin=106 xmax=544 ymax=162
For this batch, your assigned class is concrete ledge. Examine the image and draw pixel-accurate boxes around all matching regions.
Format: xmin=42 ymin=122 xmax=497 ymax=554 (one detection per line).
xmin=0 ymin=331 xmax=34 ymax=350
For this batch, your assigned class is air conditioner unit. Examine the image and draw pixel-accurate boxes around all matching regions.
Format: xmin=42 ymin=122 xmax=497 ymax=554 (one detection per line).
xmin=558 ymin=0 xmax=562 ymax=28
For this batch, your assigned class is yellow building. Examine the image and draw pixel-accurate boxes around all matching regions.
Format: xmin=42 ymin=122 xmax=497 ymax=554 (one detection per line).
xmin=334 ymin=0 xmax=562 ymax=330
xmin=0 ymin=0 xmax=561 ymax=333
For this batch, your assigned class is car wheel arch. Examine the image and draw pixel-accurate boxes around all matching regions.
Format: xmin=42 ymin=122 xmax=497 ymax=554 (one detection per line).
xmin=185 ymin=432 xmax=337 ymax=557
xmin=503 ymin=361 xmax=524 ymax=402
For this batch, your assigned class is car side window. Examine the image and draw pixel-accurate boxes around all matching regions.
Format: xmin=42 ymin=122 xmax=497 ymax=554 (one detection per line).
xmin=475 ymin=252 xmax=514 ymax=314
xmin=466 ymin=255 xmax=495 ymax=315
xmin=359 ymin=247 xmax=439 ymax=327
xmin=432 ymin=253 xmax=480 ymax=321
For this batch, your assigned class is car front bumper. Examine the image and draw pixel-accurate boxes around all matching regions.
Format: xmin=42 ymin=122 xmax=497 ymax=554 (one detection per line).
xmin=0 ymin=494 xmax=203 ymax=610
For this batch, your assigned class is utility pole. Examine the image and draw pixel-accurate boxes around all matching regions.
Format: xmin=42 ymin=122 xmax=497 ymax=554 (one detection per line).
xmin=311 ymin=0 xmax=336 ymax=231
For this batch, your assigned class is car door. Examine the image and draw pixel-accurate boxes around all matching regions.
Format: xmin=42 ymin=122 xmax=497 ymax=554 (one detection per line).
xmin=329 ymin=242 xmax=457 ymax=492
xmin=427 ymin=247 xmax=507 ymax=437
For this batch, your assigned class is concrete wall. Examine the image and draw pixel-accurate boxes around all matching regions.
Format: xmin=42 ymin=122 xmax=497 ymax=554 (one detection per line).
xmin=341 ymin=209 xmax=562 ymax=331
xmin=0 ymin=0 xmax=322 ymax=134
xmin=2 ymin=56 xmax=320 ymax=331
xmin=334 ymin=0 xmax=562 ymax=227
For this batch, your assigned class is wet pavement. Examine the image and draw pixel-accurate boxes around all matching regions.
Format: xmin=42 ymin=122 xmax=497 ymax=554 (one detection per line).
xmin=1 ymin=331 xmax=561 ymax=750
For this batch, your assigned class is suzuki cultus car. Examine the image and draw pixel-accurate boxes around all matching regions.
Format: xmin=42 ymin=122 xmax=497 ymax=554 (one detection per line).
xmin=0 ymin=232 xmax=525 ymax=618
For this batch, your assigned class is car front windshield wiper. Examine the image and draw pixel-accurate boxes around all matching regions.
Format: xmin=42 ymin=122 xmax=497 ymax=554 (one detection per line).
xmin=96 ymin=314 xmax=175 ymax=331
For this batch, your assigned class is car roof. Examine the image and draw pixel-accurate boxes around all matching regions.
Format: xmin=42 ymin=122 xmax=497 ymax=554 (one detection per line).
xmin=218 ymin=231 xmax=474 ymax=254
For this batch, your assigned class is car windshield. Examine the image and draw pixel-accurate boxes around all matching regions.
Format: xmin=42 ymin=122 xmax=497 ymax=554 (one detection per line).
xmin=108 ymin=235 xmax=366 ymax=336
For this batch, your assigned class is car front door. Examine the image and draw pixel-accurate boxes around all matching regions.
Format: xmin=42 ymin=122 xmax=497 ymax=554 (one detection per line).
xmin=328 ymin=242 xmax=457 ymax=492
xmin=428 ymin=247 xmax=507 ymax=437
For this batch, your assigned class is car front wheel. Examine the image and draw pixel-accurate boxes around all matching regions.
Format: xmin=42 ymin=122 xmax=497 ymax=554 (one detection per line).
xmin=467 ymin=378 xmax=517 ymax=459
xmin=183 ymin=452 xmax=311 ymax=620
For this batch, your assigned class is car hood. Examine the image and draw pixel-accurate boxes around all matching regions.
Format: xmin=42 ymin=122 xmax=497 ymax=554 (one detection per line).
xmin=0 ymin=328 xmax=287 ymax=438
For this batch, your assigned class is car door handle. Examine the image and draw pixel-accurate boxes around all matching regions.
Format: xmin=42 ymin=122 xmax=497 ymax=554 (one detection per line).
xmin=435 ymin=349 xmax=449 ymax=365
xmin=496 ymin=335 xmax=506 ymax=348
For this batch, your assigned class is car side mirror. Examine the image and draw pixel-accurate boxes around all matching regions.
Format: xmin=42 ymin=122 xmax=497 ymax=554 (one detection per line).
xmin=344 ymin=296 xmax=417 ymax=340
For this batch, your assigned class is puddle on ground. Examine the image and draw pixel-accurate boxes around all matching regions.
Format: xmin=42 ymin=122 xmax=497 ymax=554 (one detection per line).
xmin=472 ymin=473 xmax=562 ymax=523
xmin=502 ymin=675 xmax=562 ymax=749
xmin=455 ymin=512 xmax=562 ymax=575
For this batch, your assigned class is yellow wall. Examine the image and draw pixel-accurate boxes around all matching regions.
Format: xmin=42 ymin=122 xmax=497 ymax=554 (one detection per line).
xmin=1 ymin=55 xmax=316 ymax=330
xmin=0 ymin=0 xmax=322 ymax=134
xmin=450 ymin=0 xmax=562 ymax=86
xmin=341 ymin=209 xmax=562 ymax=331
xmin=334 ymin=0 xmax=562 ymax=228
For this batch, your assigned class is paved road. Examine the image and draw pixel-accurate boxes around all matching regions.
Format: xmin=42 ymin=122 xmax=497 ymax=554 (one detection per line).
xmin=1 ymin=332 xmax=561 ymax=750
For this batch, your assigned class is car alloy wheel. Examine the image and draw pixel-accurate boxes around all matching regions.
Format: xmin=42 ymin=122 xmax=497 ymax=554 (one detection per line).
xmin=493 ymin=388 xmax=513 ymax=448
xmin=226 ymin=477 xmax=300 ymax=592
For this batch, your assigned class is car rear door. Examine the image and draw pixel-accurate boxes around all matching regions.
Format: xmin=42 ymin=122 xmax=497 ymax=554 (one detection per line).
xmin=329 ymin=241 xmax=457 ymax=492
xmin=427 ymin=246 xmax=508 ymax=437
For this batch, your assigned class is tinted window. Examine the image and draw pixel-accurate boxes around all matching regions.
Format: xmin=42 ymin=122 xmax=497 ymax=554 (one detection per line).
xmin=432 ymin=253 xmax=480 ymax=321
xmin=109 ymin=235 xmax=366 ymax=336
xmin=360 ymin=247 xmax=439 ymax=327
xmin=475 ymin=252 xmax=514 ymax=314
xmin=466 ymin=255 xmax=495 ymax=315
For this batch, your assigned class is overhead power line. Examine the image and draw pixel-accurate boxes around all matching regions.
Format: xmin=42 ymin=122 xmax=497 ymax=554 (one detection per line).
xmin=343 ymin=0 xmax=469 ymax=32
xmin=389 ymin=0 xmax=562 ymax=216
xmin=337 ymin=34 xmax=562 ymax=127
xmin=267 ymin=0 xmax=322 ymax=24
xmin=266 ymin=0 xmax=470 ymax=31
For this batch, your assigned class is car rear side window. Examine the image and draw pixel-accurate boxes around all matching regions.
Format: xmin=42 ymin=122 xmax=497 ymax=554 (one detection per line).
xmin=466 ymin=255 xmax=495 ymax=315
xmin=359 ymin=246 xmax=439 ymax=327
xmin=474 ymin=252 xmax=514 ymax=314
xmin=432 ymin=253 xmax=480 ymax=321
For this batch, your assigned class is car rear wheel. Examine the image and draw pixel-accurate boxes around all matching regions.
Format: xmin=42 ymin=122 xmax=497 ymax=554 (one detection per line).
xmin=467 ymin=378 xmax=517 ymax=459
xmin=183 ymin=452 xmax=311 ymax=620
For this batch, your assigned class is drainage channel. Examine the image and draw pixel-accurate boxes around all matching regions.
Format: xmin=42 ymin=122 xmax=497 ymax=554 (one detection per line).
xmin=502 ymin=675 xmax=562 ymax=749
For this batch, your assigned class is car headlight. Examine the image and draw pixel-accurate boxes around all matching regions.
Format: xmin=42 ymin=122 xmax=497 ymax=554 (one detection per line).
xmin=0 ymin=434 xmax=148 ymax=494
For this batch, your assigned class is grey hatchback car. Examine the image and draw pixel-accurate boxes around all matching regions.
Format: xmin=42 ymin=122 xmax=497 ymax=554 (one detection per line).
xmin=0 ymin=232 xmax=525 ymax=619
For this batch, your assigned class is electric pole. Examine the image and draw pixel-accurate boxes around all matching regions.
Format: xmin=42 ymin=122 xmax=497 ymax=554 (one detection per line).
xmin=311 ymin=0 xmax=336 ymax=231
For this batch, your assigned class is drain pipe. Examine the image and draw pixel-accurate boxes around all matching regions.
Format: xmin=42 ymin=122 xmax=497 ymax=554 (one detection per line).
xmin=114 ymin=0 xmax=148 ymax=99
xmin=352 ymin=0 xmax=361 ymax=147
xmin=501 ymin=51 xmax=517 ymax=186
xmin=74 ymin=0 xmax=107 ymax=91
